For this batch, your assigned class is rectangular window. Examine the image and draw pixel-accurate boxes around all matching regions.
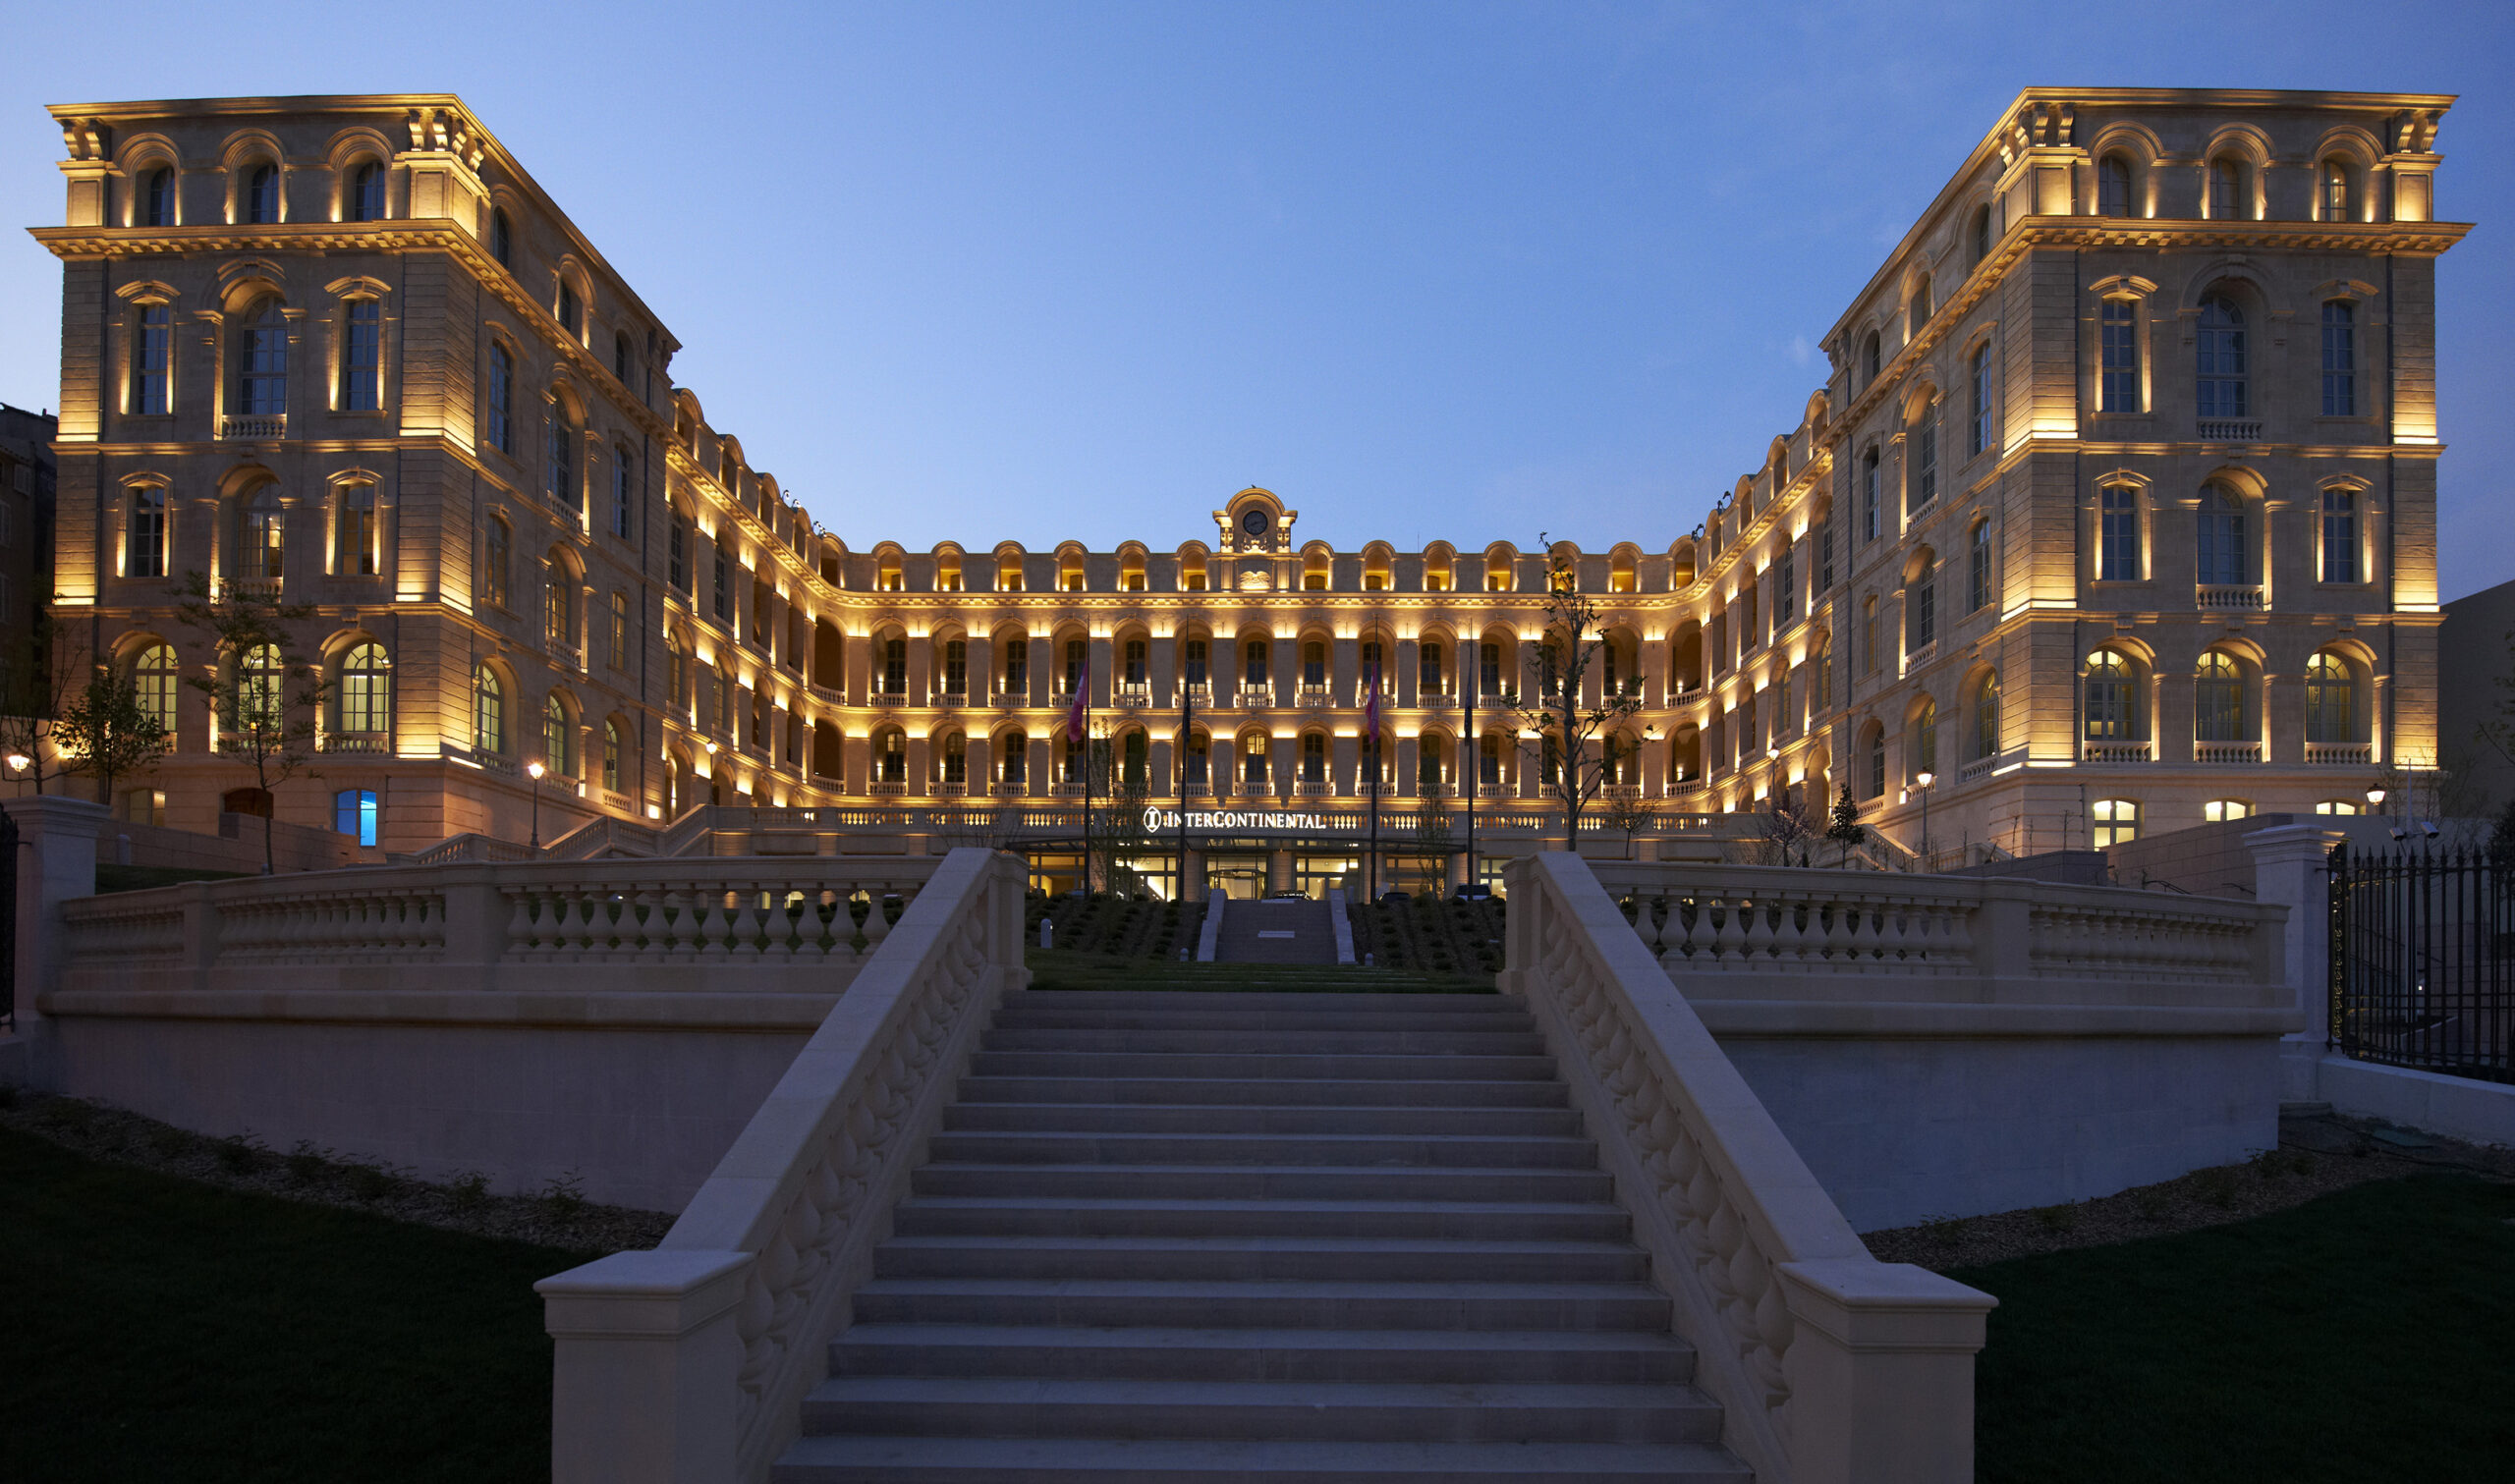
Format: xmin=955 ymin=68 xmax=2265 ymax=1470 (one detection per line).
xmin=2099 ymin=486 xmax=2140 ymax=581
xmin=1907 ymin=568 xmax=1935 ymax=652
xmin=1969 ymin=524 xmax=1991 ymax=612
xmin=1777 ymin=544 xmax=1797 ymax=623
xmin=1185 ymin=639 xmax=1206 ymax=687
xmin=2321 ymin=490 xmax=2359 ymax=583
xmin=1480 ymin=641 xmax=1501 ymax=695
xmin=136 ymin=303 xmax=170 ymax=414
xmin=486 ymin=344 xmax=513 ymax=455
xmin=1814 ymin=518 xmax=1832 ymax=592
xmin=128 ymin=489 xmax=166 ymax=578
xmin=610 ymin=591 xmax=630 ymax=668
xmin=1909 ymin=403 xmax=1938 ymax=513
xmin=342 ymin=301 xmax=381 ymax=411
xmin=1004 ymin=645 xmax=1028 ymax=693
xmin=2321 ymin=302 xmax=2357 ymax=416
xmin=1861 ymin=455 xmax=1880 ymax=543
xmin=338 ymin=484 xmax=376 ymax=576
xmin=2099 ymin=301 xmax=2139 ymax=412
xmin=612 ymin=450 xmax=635 ymax=537
xmin=1967 ymin=346 xmax=1991 ymax=458
xmin=712 ymin=548 xmax=729 ymax=621
xmin=484 ymin=522 xmax=510 ymax=610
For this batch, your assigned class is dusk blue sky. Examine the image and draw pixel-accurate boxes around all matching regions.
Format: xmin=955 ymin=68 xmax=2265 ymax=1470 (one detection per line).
xmin=2 ymin=2 xmax=2509 ymax=595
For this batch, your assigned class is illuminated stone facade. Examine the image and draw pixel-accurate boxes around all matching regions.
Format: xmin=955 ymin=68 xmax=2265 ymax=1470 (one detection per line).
xmin=30 ymin=89 xmax=2465 ymax=865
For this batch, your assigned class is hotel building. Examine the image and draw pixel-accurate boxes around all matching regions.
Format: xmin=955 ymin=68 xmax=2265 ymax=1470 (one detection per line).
xmin=29 ymin=89 xmax=2464 ymax=890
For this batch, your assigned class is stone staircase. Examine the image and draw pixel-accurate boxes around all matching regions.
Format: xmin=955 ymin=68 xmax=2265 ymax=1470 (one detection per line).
xmin=772 ymin=986 xmax=1751 ymax=1481
xmin=1212 ymin=896 xmax=1340 ymax=964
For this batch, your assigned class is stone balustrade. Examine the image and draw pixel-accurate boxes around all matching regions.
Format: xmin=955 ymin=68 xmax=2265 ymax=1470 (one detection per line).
xmin=1503 ymin=852 xmax=1995 ymax=1483
xmin=539 ymin=848 xmax=1028 ymax=1484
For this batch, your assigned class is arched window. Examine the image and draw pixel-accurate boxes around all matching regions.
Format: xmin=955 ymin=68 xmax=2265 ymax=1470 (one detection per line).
xmin=338 ymin=641 xmax=390 ymax=734
xmin=1300 ymin=732 xmax=1325 ymax=785
xmin=1860 ymin=448 xmax=1880 ymax=542
xmin=2204 ymin=799 xmax=2254 ymax=824
xmin=132 ymin=642 xmax=179 ymax=733
xmin=2097 ymin=155 xmax=2133 ymax=218
xmin=482 ymin=517 xmax=511 ymax=610
xmin=1242 ymin=736 xmax=1268 ymax=784
xmin=544 ymin=558 xmax=575 ymax=650
xmin=2321 ymin=301 xmax=2357 ymax=416
xmin=341 ymin=299 xmax=383 ymax=412
xmin=1967 ymin=345 xmax=1992 ymax=457
xmin=473 ymin=667 xmax=505 ymax=754
xmin=485 ymin=343 xmax=514 ymax=455
xmin=1908 ymin=277 xmax=1931 ymax=340
xmin=556 ymin=282 xmax=583 ymax=340
xmin=1861 ymin=330 xmax=1881 ymax=387
xmin=2099 ymin=299 xmax=2139 ymax=412
xmin=545 ymin=398 xmax=578 ymax=509
xmin=2197 ymin=296 xmax=2246 ymax=418
xmin=1910 ymin=697 xmax=1937 ymax=781
xmin=236 ymin=300 xmax=288 ymax=415
xmin=1972 ymin=673 xmax=2000 ymax=761
xmin=244 ymin=164 xmax=279 ymax=225
xmin=241 ymin=487 xmax=285 ymax=584
xmin=2314 ymin=799 xmax=2364 ymax=817
xmin=128 ymin=485 xmax=167 ymax=577
xmin=1971 ymin=203 xmax=1993 ymax=265
xmin=2208 ymin=157 xmax=2243 ymax=221
xmin=1864 ymin=725 xmax=1886 ymax=800
xmin=1302 ymin=641 xmax=1326 ymax=690
xmin=1905 ymin=554 xmax=1935 ymax=652
xmin=349 ymin=162 xmax=385 ymax=222
xmin=543 ymin=693 xmax=573 ymax=775
xmin=870 ymin=729 xmax=902 ymax=784
xmin=2085 ymin=652 xmax=2136 ymax=741
xmin=1001 ymin=730 xmax=1028 ymax=785
xmin=141 ymin=167 xmax=176 ymax=227
xmin=235 ymin=642 xmax=284 ymax=725
xmin=1908 ymin=396 xmax=1938 ymax=513
xmin=596 ymin=719 xmax=619 ymax=793
xmin=2198 ymin=488 xmax=2247 ymax=586
xmin=1968 ymin=521 xmax=1992 ymax=612
xmin=2306 ymin=655 xmax=2357 ymax=744
xmin=1774 ymin=538 xmax=1797 ymax=625
xmin=2090 ymin=797 xmax=2140 ymax=848
xmin=491 ymin=208 xmax=514 ymax=268
xmin=1244 ymin=638 xmax=1269 ymax=687
xmin=941 ymin=731 xmax=968 ymax=786
xmin=2195 ymin=652 xmax=2244 ymax=742
xmin=1122 ymin=731 xmax=1147 ymax=791
xmin=2321 ymin=488 xmax=2360 ymax=584
xmin=2099 ymin=484 xmax=2140 ymax=581
xmin=614 ymin=330 xmax=633 ymax=383
xmin=2320 ymin=160 xmax=2352 ymax=222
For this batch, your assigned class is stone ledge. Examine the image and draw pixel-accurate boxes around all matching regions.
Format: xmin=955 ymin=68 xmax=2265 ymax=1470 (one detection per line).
xmin=1694 ymin=1001 xmax=2303 ymax=1038
xmin=38 ymin=987 xmax=841 ymax=1030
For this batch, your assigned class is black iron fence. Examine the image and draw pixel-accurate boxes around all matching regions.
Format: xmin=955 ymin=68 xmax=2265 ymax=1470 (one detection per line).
xmin=0 ymin=809 xmax=15 ymax=1029
xmin=2329 ymin=843 xmax=2515 ymax=1085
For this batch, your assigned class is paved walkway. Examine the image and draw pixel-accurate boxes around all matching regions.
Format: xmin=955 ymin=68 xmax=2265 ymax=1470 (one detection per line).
xmin=1211 ymin=897 xmax=1338 ymax=964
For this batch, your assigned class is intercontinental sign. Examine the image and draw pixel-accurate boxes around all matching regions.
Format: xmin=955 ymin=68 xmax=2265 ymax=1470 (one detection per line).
xmin=1142 ymin=807 xmax=1330 ymax=834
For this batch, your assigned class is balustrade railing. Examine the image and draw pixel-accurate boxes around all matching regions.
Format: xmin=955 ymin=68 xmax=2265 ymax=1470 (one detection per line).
xmin=2194 ymin=741 xmax=2263 ymax=764
xmin=2196 ymin=418 xmax=2263 ymax=443
xmin=2196 ymin=583 xmax=2267 ymax=611
xmin=218 ymin=412 xmax=286 ymax=441
xmin=2082 ymin=740 xmax=2152 ymax=763
xmin=2306 ymin=742 xmax=2374 ymax=765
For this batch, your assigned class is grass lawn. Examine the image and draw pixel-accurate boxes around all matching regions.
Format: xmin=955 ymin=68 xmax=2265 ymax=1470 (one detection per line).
xmin=0 ymin=1126 xmax=585 ymax=1484
xmin=1956 ymin=1173 xmax=2515 ymax=1484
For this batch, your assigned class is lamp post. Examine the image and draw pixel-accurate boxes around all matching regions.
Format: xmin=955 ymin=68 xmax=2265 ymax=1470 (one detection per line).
xmin=528 ymin=760 xmax=546 ymax=849
xmin=2366 ymin=785 xmax=2387 ymax=835
xmin=1916 ymin=769 xmax=1935 ymax=865
xmin=4 ymin=751 xmax=28 ymax=797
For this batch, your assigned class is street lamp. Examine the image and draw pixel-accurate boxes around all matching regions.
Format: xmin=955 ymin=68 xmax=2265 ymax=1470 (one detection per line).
xmin=2365 ymin=786 xmax=2386 ymax=809
xmin=1915 ymin=769 xmax=1936 ymax=863
xmin=528 ymin=760 xmax=546 ymax=849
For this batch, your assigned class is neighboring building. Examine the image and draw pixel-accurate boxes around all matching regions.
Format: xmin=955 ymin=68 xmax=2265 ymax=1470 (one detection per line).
xmin=2435 ymin=576 xmax=2515 ymax=816
xmin=0 ymin=403 xmax=58 ymax=723
xmin=28 ymin=89 xmax=2465 ymax=884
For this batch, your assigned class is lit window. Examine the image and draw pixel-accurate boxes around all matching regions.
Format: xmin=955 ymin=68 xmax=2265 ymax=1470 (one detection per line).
xmin=2320 ymin=161 xmax=2351 ymax=222
xmin=610 ymin=592 xmax=630 ymax=669
xmin=2099 ymin=300 xmax=2139 ymax=412
xmin=2314 ymin=799 xmax=2362 ymax=816
xmin=1972 ymin=672 xmax=2000 ymax=760
xmin=339 ymin=641 xmax=391 ymax=733
xmin=543 ymin=693 xmax=573 ymax=776
xmin=136 ymin=303 xmax=171 ymax=414
xmin=2321 ymin=488 xmax=2359 ymax=584
xmin=603 ymin=720 xmax=623 ymax=792
xmin=333 ymin=789 xmax=379 ymax=848
xmin=2204 ymin=799 xmax=2254 ymax=824
xmin=132 ymin=643 xmax=178 ymax=732
xmin=2085 ymin=653 xmax=2135 ymax=741
xmin=241 ymin=489 xmax=285 ymax=583
xmin=2306 ymin=655 xmax=2356 ymax=744
xmin=2091 ymin=797 xmax=2140 ymax=847
xmin=2197 ymin=296 xmax=2247 ymax=417
xmin=338 ymin=483 xmax=376 ymax=575
xmin=2321 ymin=302 xmax=2357 ymax=416
xmin=473 ymin=666 xmax=505 ymax=753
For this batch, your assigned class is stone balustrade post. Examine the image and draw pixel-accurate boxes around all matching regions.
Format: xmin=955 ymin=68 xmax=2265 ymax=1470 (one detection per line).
xmin=437 ymin=864 xmax=510 ymax=976
xmin=178 ymin=880 xmax=222 ymax=991
xmin=1776 ymin=1259 xmax=1993 ymax=1484
xmin=6 ymin=797 xmax=107 ymax=1061
xmin=538 ymin=1248 xmax=753 ymax=1484
xmin=1975 ymin=882 xmax=2032 ymax=981
xmin=2245 ymin=823 xmax=2345 ymax=1101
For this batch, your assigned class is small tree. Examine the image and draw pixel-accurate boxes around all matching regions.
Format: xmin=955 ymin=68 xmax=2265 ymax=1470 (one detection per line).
xmin=54 ymin=667 xmax=172 ymax=810
xmin=173 ymin=572 xmax=329 ymax=874
xmin=1824 ymin=786 xmax=1867 ymax=866
xmin=1759 ymin=789 xmax=1816 ymax=866
xmin=1511 ymin=534 xmax=1645 ymax=850
xmin=1600 ymin=792 xmax=1657 ymax=859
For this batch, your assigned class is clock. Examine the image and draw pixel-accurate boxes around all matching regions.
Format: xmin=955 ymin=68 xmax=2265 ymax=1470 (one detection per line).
xmin=1240 ymin=509 xmax=1268 ymax=538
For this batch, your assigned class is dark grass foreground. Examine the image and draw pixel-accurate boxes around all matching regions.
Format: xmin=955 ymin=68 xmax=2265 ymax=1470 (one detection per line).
xmin=1956 ymin=1174 xmax=2515 ymax=1484
xmin=0 ymin=1126 xmax=587 ymax=1484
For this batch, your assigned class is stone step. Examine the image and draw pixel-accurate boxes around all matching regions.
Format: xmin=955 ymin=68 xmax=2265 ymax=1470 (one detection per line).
xmin=940 ymin=1103 xmax=1583 ymax=1137
xmin=802 ymin=1376 xmax=1723 ymax=1446
xmin=889 ymin=1196 xmax=1633 ymax=1242
xmin=994 ymin=1007 xmax=1533 ymax=1034
xmin=923 ymin=1130 xmax=1597 ymax=1170
xmin=772 ymin=1434 xmax=1752 ymax=1482
xmin=982 ymin=1027 xmax=1547 ymax=1056
xmin=968 ymin=1052 xmax=1559 ymax=1081
xmin=1023 ymin=991 xmax=1505 ymax=1012
xmin=909 ymin=1163 xmax=1616 ymax=1204
xmin=848 ymin=1277 xmax=1671 ymax=1333
xmin=870 ymin=1236 xmax=1651 ymax=1285
xmin=827 ymin=1323 xmax=1693 ymax=1387
xmin=954 ymin=1075 xmax=1569 ymax=1109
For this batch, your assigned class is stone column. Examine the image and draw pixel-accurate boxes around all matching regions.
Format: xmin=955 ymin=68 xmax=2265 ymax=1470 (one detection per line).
xmin=2247 ymin=823 xmax=2348 ymax=1101
xmin=3 ymin=796 xmax=107 ymax=1065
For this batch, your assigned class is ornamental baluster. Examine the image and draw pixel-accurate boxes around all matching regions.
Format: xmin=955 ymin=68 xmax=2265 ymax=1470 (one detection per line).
xmin=699 ymin=890 xmax=734 ymax=956
xmin=1684 ymin=898 xmax=1718 ymax=962
xmin=505 ymin=890 xmax=538 ymax=957
xmin=1847 ymin=898 xmax=1883 ymax=961
xmin=1769 ymin=899 xmax=1809 ymax=967
xmin=1741 ymin=899 xmax=1776 ymax=962
xmin=861 ymin=887 xmax=895 ymax=953
xmin=1710 ymin=901 xmax=1747 ymax=964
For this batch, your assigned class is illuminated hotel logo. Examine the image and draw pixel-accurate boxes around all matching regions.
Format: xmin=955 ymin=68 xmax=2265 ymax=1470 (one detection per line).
xmin=1143 ymin=807 xmax=1329 ymax=834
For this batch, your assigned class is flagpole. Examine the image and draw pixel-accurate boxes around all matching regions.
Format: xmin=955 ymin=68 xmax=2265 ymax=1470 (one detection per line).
xmin=1366 ymin=658 xmax=1380 ymax=904
xmin=1464 ymin=651 xmax=1477 ymax=900
xmin=1178 ymin=684 xmax=1191 ymax=905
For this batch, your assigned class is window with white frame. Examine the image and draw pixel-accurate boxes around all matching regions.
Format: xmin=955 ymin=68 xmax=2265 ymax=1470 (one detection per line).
xmin=128 ymin=486 xmax=167 ymax=578
xmin=2090 ymin=797 xmax=2140 ymax=847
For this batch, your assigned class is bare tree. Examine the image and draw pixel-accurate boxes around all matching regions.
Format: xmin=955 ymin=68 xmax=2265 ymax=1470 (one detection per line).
xmin=1510 ymin=535 xmax=1645 ymax=850
xmin=1758 ymin=789 xmax=1817 ymax=866
xmin=54 ymin=666 xmax=172 ymax=810
xmin=1599 ymin=792 xmax=1656 ymax=859
xmin=173 ymin=572 xmax=330 ymax=874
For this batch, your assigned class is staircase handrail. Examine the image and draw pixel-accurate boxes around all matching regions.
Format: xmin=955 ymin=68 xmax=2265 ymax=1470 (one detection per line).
xmin=541 ymin=813 xmax=660 ymax=860
xmin=1502 ymin=852 xmax=1994 ymax=1484
xmin=536 ymin=848 xmax=1030 ymax=1484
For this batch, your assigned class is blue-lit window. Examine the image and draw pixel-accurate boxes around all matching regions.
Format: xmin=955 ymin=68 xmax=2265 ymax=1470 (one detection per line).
xmin=334 ymin=789 xmax=378 ymax=848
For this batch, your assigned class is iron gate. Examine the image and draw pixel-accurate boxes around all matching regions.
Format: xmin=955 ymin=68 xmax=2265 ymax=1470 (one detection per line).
xmin=0 ymin=808 xmax=15 ymax=1029
xmin=2328 ymin=842 xmax=2515 ymax=1085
